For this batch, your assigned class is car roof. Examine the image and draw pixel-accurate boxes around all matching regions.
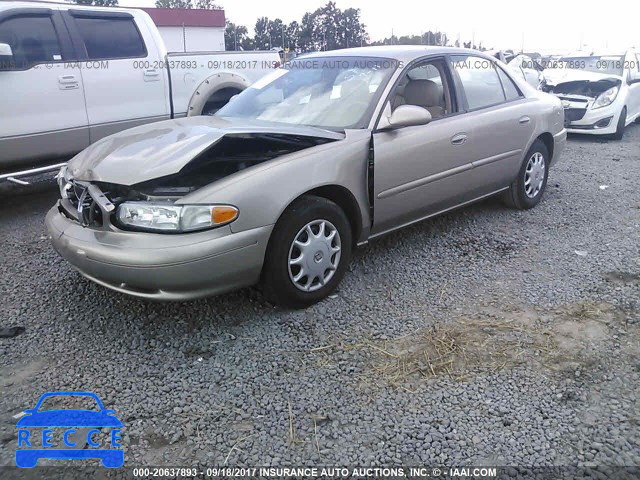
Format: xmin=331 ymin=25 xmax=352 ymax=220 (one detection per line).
xmin=297 ymin=45 xmax=490 ymax=63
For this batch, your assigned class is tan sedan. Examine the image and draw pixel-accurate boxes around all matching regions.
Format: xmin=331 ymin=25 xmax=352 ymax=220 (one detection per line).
xmin=47 ymin=46 xmax=567 ymax=308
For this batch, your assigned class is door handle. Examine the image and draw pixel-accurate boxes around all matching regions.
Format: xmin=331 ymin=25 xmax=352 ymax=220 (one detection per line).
xmin=519 ymin=116 xmax=531 ymax=125
xmin=58 ymin=75 xmax=79 ymax=90
xmin=451 ymin=133 xmax=467 ymax=145
xmin=143 ymin=69 xmax=160 ymax=82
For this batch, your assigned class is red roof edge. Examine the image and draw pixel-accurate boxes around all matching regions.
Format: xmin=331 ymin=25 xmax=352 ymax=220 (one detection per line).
xmin=140 ymin=8 xmax=225 ymax=28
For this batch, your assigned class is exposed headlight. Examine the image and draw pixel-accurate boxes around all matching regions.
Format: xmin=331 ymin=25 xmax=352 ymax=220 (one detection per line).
xmin=56 ymin=166 xmax=72 ymax=199
xmin=116 ymin=202 xmax=238 ymax=233
xmin=592 ymin=86 xmax=619 ymax=109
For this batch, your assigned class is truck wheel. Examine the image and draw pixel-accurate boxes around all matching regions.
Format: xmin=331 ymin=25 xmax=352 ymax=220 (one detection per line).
xmin=503 ymin=139 xmax=549 ymax=210
xmin=187 ymin=73 xmax=250 ymax=117
xmin=611 ymin=107 xmax=627 ymax=140
xmin=261 ymin=196 xmax=352 ymax=309
xmin=201 ymin=87 xmax=243 ymax=115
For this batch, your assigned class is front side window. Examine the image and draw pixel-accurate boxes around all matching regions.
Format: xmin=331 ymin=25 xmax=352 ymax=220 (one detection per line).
xmin=73 ymin=17 xmax=145 ymax=60
xmin=451 ymin=55 xmax=506 ymax=110
xmin=217 ymin=57 xmax=397 ymax=130
xmin=0 ymin=15 xmax=62 ymax=70
xmin=391 ymin=60 xmax=452 ymax=119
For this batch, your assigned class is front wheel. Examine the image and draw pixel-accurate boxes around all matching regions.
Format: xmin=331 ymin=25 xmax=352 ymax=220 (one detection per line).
xmin=261 ymin=196 xmax=352 ymax=308
xmin=503 ymin=139 xmax=549 ymax=210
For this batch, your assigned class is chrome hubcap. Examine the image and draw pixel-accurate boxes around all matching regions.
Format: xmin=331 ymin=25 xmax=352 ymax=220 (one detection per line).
xmin=288 ymin=219 xmax=341 ymax=292
xmin=524 ymin=152 xmax=546 ymax=198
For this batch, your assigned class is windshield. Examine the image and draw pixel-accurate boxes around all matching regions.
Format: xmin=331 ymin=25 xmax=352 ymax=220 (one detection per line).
xmin=557 ymin=56 xmax=625 ymax=76
xmin=216 ymin=56 xmax=398 ymax=130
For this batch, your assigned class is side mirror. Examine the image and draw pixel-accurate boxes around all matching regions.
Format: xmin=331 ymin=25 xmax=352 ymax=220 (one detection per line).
xmin=380 ymin=105 xmax=432 ymax=130
xmin=628 ymin=72 xmax=640 ymax=85
xmin=0 ymin=43 xmax=14 ymax=70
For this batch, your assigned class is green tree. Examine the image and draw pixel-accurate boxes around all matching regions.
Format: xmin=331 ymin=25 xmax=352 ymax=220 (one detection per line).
xmin=155 ymin=0 xmax=192 ymax=8
xmin=267 ymin=19 xmax=286 ymax=49
xmin=227 ymin=2 xmax=371 ymax=52
xmin=194 ymin=0 xmax=221 ymax=8
xmin=285 ymin=21 xmax=300 ymax=51
xmin=225 ymin=21 xmax=248 ymax=51
xmin=240 ymin=37 xmax=255 ymax=51
xmin=254 ymin=17 xmax=271 ymax=50
xmin=298 ymin=12 xmax=317 ymax=51
xmin=339 ymin=7 xmax=367 ymax=48
xmin=314 ymin=2 xmax=340 ymax=50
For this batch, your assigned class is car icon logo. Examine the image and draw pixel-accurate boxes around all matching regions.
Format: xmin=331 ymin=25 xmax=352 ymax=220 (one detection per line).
xmin=15 ymin=391 xmax=124 ymax=468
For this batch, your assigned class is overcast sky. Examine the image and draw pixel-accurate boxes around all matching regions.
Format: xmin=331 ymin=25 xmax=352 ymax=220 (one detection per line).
xmin=73 ymin=0 xmax=640 ymax=53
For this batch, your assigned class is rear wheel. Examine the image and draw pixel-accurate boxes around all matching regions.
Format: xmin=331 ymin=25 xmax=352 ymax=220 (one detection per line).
xmin=201 ymin=87 xmax=243 ymax=115
xmin=261 ymin=195 xmax=352 ymax=308
xmin=611 ymin=107 xmax=627 ymax=140
xmin=503 ymin=139 xmax=549 ymax=210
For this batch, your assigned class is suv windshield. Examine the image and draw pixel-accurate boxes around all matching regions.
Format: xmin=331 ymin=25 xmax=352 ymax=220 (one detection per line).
xmin=558 ymin=56 xmax=625 ymax=76
xmin=216 ymin=56 xmax=398 ymax=130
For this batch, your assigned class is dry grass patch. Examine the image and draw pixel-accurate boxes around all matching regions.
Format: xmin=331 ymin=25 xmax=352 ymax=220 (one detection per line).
xmin=316 ymin=302 xmax=626 ymax=391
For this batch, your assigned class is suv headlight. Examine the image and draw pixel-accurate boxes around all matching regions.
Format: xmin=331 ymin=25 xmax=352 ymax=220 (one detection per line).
xmin=116 ymin=202 xmax=238 ymax=232
xmin=592 ymin=86 xmax=619 ymax=109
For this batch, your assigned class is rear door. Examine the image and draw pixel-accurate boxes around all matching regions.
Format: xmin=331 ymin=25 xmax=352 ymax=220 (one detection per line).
xmin=0 ymin=7 xmax=89 ymax=168
xmin=371 ymin=57 xmax=476 ymax=235
xmin=449 ymin=54 xmax=535 ymax=192
xmin=63 ymin=10 xmax=170 ymax=143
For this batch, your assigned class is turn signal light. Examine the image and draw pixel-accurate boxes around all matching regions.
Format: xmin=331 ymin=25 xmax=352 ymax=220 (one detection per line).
xmin=212 ymin=206 xmax=238 ymax=225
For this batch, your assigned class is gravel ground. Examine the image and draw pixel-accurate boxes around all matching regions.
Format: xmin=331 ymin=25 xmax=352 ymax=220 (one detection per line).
xmin=0 ymin=126 xmax=639 ymax=476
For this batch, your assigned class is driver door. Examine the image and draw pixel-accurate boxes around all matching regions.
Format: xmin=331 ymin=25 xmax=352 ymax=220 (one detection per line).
xmin=371 ymin=57 xmax=475 ymax=236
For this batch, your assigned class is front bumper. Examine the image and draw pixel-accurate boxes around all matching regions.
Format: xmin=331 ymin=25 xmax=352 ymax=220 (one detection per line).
xmin=46 ymin=203 xmax=273 ymax=300
xmin=552 ymin=128 xmax=567 ymax=165
xmin=563 ymin=102 xmax=620 ymax=135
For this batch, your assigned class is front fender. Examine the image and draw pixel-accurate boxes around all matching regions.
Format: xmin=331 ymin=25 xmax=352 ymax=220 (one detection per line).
xmin=182 ymin=129 xmax=372 ymax=241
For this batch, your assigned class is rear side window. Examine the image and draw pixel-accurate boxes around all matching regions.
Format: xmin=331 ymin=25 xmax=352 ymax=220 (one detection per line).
xmin=451 ymin=55 xmax=506 ymax=110
xmin=73 ymin=17 xmax=145 ymax=60
xmin=496 ymin=67 xmax=522 ymax=101
xmin=0 ymin=15 xmax=63 ymax=69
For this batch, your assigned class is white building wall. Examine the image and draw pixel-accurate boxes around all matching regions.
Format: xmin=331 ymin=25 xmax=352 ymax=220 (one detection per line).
xmin=157 ymin=26 xmax=225 ymax=53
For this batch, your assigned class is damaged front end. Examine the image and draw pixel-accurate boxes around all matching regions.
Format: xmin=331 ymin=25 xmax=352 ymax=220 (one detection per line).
xmin=541 ymin=77 xmax=622 ymax=128
xmin=57 ymin=130 xmax=340 ymax=233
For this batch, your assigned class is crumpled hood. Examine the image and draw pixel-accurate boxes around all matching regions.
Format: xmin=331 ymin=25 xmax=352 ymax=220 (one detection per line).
xmin=543 ymin=68 xmax=622 ymax=86
xmin=67 ymin=116 xmax=344 ymax=186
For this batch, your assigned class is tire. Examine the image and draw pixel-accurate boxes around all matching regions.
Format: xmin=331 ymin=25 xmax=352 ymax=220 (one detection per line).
xmin=261 ymin=195 xmax=352 ymax=308
xmin=503 ymin=139 xmax=550 ymax=210
xmin=611 ymin=107 xmax=627 ymax=140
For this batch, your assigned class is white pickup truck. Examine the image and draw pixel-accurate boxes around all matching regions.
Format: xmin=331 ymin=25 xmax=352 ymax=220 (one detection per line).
xmin=0 ymin=1 xmax=280 ymax=180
